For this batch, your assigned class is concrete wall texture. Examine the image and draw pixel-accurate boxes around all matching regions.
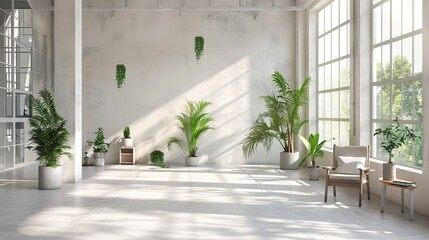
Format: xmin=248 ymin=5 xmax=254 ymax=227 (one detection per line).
xmin=82 ymin=11 xmax=296 ymax=165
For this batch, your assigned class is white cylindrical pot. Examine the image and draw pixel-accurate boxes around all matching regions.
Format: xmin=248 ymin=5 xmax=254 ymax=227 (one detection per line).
xmin=309 ymin=166 xmax=320 ymax=181
xmin=94 ymin=152 xmax=105 ymax=167
xmin=122 ymin=138 xmax=133 ymax=148
xmin=280 ymin=152 xmax=300 ymax=170
xmin=185 ymin=156 xmax=199 ymax=167
xmin=383 ymin=162 xmax=396 ymax=180
xmin=38 ymin=165 xmax=62 ymax=190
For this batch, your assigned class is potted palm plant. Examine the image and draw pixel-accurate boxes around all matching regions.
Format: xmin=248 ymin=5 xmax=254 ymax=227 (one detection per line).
xmin=298 ymin=133 xmax=330 ymax=180
xmin=243 ymin=71 xmax=311 ymax=169
xmin=122 ymin=126 xmax=133 ymax=147
xmin=87 ymin=127 xmax=110 ymax=167
xmin=27 ymin=89 xmax=71 ymax=190
xmin=374 ymin=117 xmax=419 ymax=180
xmin=167 ymin=100 xmax=214 ymax=166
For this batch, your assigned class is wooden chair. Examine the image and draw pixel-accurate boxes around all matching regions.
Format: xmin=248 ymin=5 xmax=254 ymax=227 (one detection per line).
xmin=323 ymin=144 xmax=371 ymax=207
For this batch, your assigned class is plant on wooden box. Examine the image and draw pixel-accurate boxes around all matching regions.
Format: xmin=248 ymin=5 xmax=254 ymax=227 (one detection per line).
xmin=167 ymin=100 xmax=214 ymax=166
xmin=242 ymin=71 xmax=311 ymax=170
xmin=374 ymin=117 xmax=419 ymax=180
xmin=150 ymin=150 xmax=168 ymax=168
xmin=27 ymin=89 xmax=71 ymax=190
xmin=122 ymin=126 xmax=133 ymax=147
xmin=194 ymin=36 xmax=204 ymax=62
xmin=87 ymin=127 xmax=110 ymax=167
xmin=116 ymin=64 xmax=126 ymax=89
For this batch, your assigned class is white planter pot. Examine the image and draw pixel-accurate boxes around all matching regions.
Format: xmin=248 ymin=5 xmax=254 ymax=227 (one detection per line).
xmin=38 ymin=165 xmax=62 ymax=190
xmin=309 ymin=166 xmax=320 ymax=181
xmin=122 ymin=138 xmax=133 ymax=148
xmin=185 ymin=156 xmax=199 ymax=167
xmin=383 ymin=162 xmax=396 ymax=180
xmin=280 ymin=152 xmax=300 ymax=170
xmin=94 ymin=152 xmax=105 ymax=167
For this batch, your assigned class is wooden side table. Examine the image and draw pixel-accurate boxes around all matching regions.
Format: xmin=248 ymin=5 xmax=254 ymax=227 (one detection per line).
xmin=378 ymin=178 xmax=417 ymax=221
xmin=119 ymin=147 xmax=135 ymax=165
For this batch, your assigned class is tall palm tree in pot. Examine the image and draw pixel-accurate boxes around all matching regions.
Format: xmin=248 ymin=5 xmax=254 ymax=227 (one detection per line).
xmin=243 ymin=71 xmax=311 ymax=169
xmin=27 ymin=89 xmax=71 ymax=190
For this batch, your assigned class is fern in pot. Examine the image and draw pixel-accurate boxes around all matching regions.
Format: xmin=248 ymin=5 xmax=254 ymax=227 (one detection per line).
xmin=27 ymin=89 xmax=71 ymax=190
xmin=242 ymin=71 xmax=311 ymax=170
xmin=167 ymin=100 xmax=214 ymax=166
xmin=87 ymin=127 xmax=110 ymax=167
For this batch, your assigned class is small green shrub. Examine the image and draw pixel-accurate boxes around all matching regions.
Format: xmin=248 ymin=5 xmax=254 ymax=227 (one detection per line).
xmin=150 ymin=150 xmax=167 ymax=168
xmin=123 ymin=126 xmax=131 ymax=138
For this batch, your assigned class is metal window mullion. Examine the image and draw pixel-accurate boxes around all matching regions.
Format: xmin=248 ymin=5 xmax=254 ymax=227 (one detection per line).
xmin=318 ymin=86 xmax=350 ymax=94
xmin=317 ymin=54 xmax=350 ymax=67
xmin=318 ymin=19 xmax=350 ymax=39
xmin=372 ymin=29 xmax=423 ymax=48
xmin=371 ymin=76 xmax=420 ymax=86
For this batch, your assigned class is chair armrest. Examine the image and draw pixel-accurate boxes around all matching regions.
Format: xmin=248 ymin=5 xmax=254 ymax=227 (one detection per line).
xmin=357 ymin=167 xmax=373 ymax=173
xmin=321 ymin=166 xmax=333 ymax=170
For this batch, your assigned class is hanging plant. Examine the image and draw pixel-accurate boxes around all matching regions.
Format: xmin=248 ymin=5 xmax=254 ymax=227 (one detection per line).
xmin=116 ymin=64 xmax=126 ymax=89
xmin=194 ymin=36 xmax=204 ymax=62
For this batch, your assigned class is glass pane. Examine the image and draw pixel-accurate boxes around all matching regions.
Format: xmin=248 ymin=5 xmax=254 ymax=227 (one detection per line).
xmin=340 ymin=90 xmax=350 ymax=118
xmin=15 ymin=144 xmax=24 ymax=165
xmin=391 ymin=40 xmax=401 ymax=79
xmin=382 ymin=1 xmax=390 ymax=41
xmin=332 ymin=0 xmax=339 ymax=28
xmin=318 ymin=121 xmax=325 ymax=143
xmin=392 ymin=83 xmax=402 ymax=119
xmin=318 ymin=93 xmax=325 ymax=118
xmin=325 ymin=33 xmax=331 ymax=62
xmin=393 ymin=124 xmax=413 ymax=165
xmin=373 ymin=5 xmax=382 ymax=44
xmin=0 ymin=64 xmax=14 ymax=89
xmin=340 ymin=59 xmax=349 ymax=87
xmin=5 ymin=89 xmax=13 ymax=117
xmin=332 ymin=121 xmax=339 ymax=146
xmin=319 ymin=37 xmax=324 ymax=63
xmin=0 ymin=123 xmax=4 ymax=146
xmin=373 ymin=86 xmax=382 ymax=119
xmin=339 ymin=0 xmax=348 ymax=24
xmin=16 ymin=68 xmax=32 ymax=91
xmin=413 ymin=125 xmax=423 ymax=167
xmin=391 ymin=0 xmax=402 ymax=38
xmin=325 ymin=121 xmax=332 ymax=148
xmin=2 ymin=122 xmax=13 ymax=146
xmin=373 ymin=47 xmax=382 ymax=81
xmin=381 ymin=85 xmax=391 ymax=119
xmin=339 ymin=24 xmax=348 ymax=57
xmin=401 ymin=82 xmax=413 ymax=120
xmin=318 ymin=9 xmax=325 ymax=35
xmin=332 ymin=29 xmax=339 ymax=60
xmin=402 ymin=0 xmax=412 ymax=35
xmin=340 ymin=121 xmax=349 ymax=146
xmin=15 ymin=93 xmax=30 ymax=117
xmin=414 ymin=34 xmax=422 ymax=76
xmin=325 ymin=3 xmax=332 ymax=32
xmin=414 ymin=80 xmax=422 ymax=120
xmin=382 ymin=44 xmax=391 ymax=80
xmin=401 ymin=37 xmax=413 ymax=78
xmin=0 ymin=147 xmax=4 ymax=171
xmin=373 ymin=122 xmax=390 ymax=160
xmin=325 ymin=92 xmax=332 ymax=118
xmin=15 ymin=122 xmax=25 ymax=145
xmin=414 ymin=0 xmax=422 ymax=30
xmin=332 ymin=61 xmax=339 ymax=89
xmin=332 ymin=91 xmax=339 ymax=118
xmin=318 ymin=66 xmax=325 ymax=91
xmin=325 ymin=63 xmax=332 ymax=90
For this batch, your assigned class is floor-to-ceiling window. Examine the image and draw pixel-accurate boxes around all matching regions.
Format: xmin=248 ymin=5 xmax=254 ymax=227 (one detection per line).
xmin=317 ymin=0 xmax=351 ymax=148
xmin=0 ymin=0 xmax=38 ymax=171
xmin=371 ymin=0 xmax=423 ymax=167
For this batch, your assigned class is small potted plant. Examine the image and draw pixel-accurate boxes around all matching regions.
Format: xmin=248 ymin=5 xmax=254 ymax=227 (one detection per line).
xmin=150 ymin=150 xmax=168 ymax=168
xmin=27 ymin=89 xmax=71 ymax=190
xmin=87 ymin=127 xmax=110 ymax=167
xmin=374 ymin=117 xmax=419 ymax=180
xmin=298 ymin=133 xmax=331 ymax=181
xmin=122 ymin=126 xmax=133 ymax=147
xmin=167 ymin=100 xmax=214 ymax=166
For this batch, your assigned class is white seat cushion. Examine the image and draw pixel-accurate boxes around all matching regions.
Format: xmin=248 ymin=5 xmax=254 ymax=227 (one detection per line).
xmin=334 ymin=156 xmax=366 ymax=174
xmin=329 ymin=173 xmax=361 ymax=181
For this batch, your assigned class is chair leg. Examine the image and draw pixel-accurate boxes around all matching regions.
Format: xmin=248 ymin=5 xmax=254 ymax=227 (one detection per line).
xmin=367 ymin=177 xmax=371 ymax=200
xmin=324 ymin=181 xmax=328 ymax=202
xmin=333 ymin=186 xmax=336 ymax=197
xmin=359 ymin=183 xmax=363 ymax=207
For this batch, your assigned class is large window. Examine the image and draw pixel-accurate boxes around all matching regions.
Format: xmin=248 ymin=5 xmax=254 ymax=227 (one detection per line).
xmin=371 ymin=0 xmax=423 ymax=167
xmin=317 ymin=0 xmax=351 ymax=148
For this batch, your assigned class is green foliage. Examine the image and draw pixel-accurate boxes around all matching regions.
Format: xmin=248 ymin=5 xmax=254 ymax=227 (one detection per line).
xmin=194 ymin=36 xmax=204 ymax=61
xmin=167 ymin=100 xmax=214 ymax=157
xmin=116 ymin=64 xmax=126 ymax=89
xmin=27 ymin=89 xmax=71 ymax=167
xmin=298 ymin=133 xmax=330 ymax=167
xmin=150 ymin=150 xmax=167 ymax=168
xmin=123 ymin=126 xmax=131 ymax=139
xmin=373 ymin=117 xmax=420 ymax=163
xmin=242 ymin=71 xmax=311 ymax=158
xmin=87 ymin=127 xmax=110 ymax=153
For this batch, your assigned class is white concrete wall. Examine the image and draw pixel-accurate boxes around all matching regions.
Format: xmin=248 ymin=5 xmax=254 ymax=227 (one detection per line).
xmin=82 ymin=10 xmax=297 ymax=165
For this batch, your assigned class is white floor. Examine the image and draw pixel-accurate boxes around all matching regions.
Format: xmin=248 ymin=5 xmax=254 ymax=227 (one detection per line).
xmin=0 ymin=164 xmax=428 ymax=240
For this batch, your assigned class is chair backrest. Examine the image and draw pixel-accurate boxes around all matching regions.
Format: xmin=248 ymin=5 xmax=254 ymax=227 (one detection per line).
xmin=333 ymin=144 xmax=370 ymax=169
